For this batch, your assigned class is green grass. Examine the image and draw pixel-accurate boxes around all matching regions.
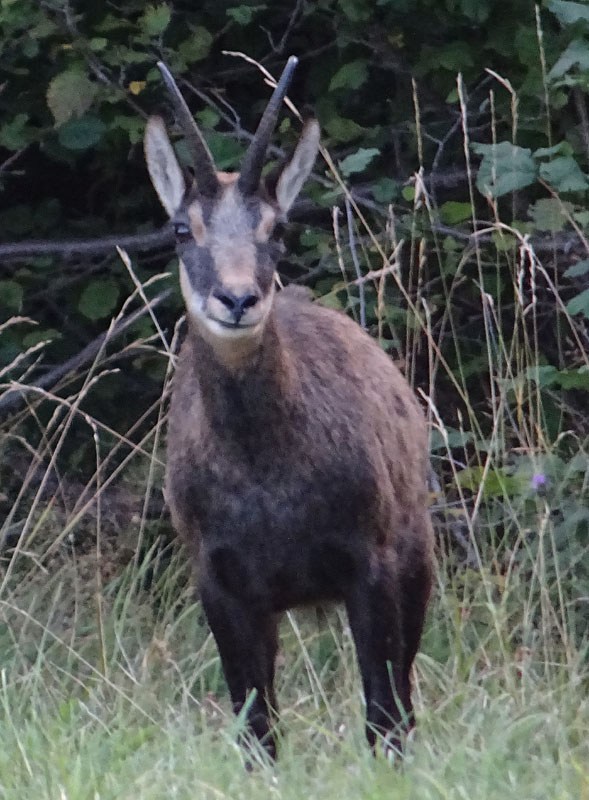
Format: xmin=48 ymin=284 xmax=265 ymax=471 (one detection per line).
xmin=0 ymin=535 xmax=586 ymax=799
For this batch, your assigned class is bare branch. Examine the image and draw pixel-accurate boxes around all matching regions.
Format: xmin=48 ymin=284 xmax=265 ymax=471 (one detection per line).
xmin=0 ymin=226 xmax=173 ymax=263
xmin=0 ymin=145 xmax=29 ymax=177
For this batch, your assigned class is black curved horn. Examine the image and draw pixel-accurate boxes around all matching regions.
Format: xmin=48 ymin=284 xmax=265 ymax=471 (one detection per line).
xmin=157 ymin=61 xmax=219 ymax=197
xmin=237 ymin=56 xmax=298 ymax=196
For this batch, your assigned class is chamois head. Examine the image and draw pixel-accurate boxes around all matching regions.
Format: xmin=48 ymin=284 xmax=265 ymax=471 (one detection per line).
xmin=144 ymin=57 xmax=320 ymax=345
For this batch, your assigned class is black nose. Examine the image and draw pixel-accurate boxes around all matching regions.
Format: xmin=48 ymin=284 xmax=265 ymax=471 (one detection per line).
xmin=214 ymin=291 xmax=259 ymax=323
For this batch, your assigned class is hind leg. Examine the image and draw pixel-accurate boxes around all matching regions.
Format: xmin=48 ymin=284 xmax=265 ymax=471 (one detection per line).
xmin=345 ymin=566 xmax=413 ymax=754
xmin=400 ymin=557 xmax=432 ymax=712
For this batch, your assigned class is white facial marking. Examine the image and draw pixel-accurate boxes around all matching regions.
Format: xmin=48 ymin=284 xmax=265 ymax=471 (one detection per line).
xmin=179 ymin=260 xmax=270 ymax=340
xmin=209 ymin=184 xmax=258 ymax=290
xmin=255 ymin=202 xmax=277 ymax=243
xmin=188 ymin=203 xmax=207 ymax=245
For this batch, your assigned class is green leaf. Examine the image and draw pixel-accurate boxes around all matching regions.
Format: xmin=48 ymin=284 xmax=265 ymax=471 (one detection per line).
xmin=437 ymin=41 xmax=474 ymax=72
xmin=58 ymin=115 xmax=105 ymax=150
xmin=439 ymin=201 xmax=473 ymax=224
xmin=112 ymin=114 xmax=144 ymax=145
xmin=47 ymin=71 xmax=97 ymax=126
xmin=317 ymin=290 xmax=344 ymax=309
xmin=339 ymin=147 xmax=379 ymax=177
xmin=573 ymin=209 xmax=589 ymax=226
xmin=555 ymin=366 xmax=589 ymax=390
xmin=563 ymin=259 xmax=589 ymax=277
xmin=23 ymin=38 xmax=39 ymax=58
xmin=491 ymin=230 xmax=517 ymax=252
xmin=472 ymin=141 xmax=537 ymax=198
xmin=565 ymin=287 xmax=589 ymax=317
xmin=30 ymin=18 xmax=59 ymax=38
xmin=548 ymin=0 xmax=589 ymax=26
xmin=459 ymin=0 xmax=490 ymax=23
xmin=22 ymin=328 xmax=62 ymax=348
xmin=338 ymin=0 xmax=371 ymax=21
xmin=177 ymin=27 xmax=213 ymax=62
xmin=139 ymin=4 xmax=171 ymax=36
xmin=371 ymin=177 xmax=398 ymax=202
xmin=196 ymin=108 xmax=220 ymax=128
xmin=89 ymin=37 xmax=108 ymax=51
xmin=226 ymin=5 xmax=267 ymax=24
xmin=529 ymin=198 xmax=571 ymax=232
xmin=329 ymin=60 xmax=368 ymax=92
xmin=0 ymin=280 xmax=23 ymax=311
xmin=568 ymin=450 xmax=589 ymax=472
xmin=187 ymin=131 xmax=243 ymax=171
xmin=455 ymin=465 xmax=523 ymax=497
xmin=95 ymin=13 xmax=132 ymax=32
xmin=300 ymin=230 xmax=329 ymax=249
xmin=324 ymin=116 xmax=364 ymax=143
xmin=430 ymin=427 xmax=474 ymax=452
xmin=78 ymin=280 xmax=120 ymax=320
xmin=539 ymin=156 xmax=589 ymax=191
xmin=534 ymin=141 xmax=574 ymax=159
xmin=0 ymin=113 xmax=32 ymax=151
xmin=524 ymin=365 xmax=559 ymax=386
xmin=549 ymin=38 xmax=589 ymax=80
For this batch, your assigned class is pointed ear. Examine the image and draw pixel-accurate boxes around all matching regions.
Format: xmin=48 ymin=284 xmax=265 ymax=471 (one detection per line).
xmin=275 ymin=119 xmax=320 ymax=216
xmin=144 ymin=116 xmax=186 ymax=217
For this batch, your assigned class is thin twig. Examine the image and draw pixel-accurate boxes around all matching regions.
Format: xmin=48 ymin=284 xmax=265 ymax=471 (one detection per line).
xmin=261 ymin=0 xmax=304 ymax=56
xmin=345 ymin=196 xmax=365 ymax=328
xmin=0 ymin=145 xmax=29 ymax=176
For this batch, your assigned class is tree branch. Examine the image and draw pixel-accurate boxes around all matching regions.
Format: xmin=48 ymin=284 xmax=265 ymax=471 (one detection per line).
xmin=0 ymin=226 xmax=174 ymax=262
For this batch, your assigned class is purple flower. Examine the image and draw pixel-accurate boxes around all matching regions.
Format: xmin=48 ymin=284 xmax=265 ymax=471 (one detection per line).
xmin=531 ymin=473 xmax=547 ymax=490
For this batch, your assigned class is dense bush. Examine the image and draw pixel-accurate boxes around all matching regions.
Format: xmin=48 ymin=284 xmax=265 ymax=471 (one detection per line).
xmin=1 ymin=1 xmax=588 ymax=641
xmin=1 ymin=0 xmax=588 ymax=408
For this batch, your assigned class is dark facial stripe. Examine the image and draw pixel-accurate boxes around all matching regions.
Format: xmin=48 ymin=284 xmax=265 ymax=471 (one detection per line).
xmin=180 ymin=245 xmax=216 ymax=298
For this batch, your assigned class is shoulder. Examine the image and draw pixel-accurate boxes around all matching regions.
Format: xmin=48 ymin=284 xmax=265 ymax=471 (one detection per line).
xmin=275 ymin=284 xmax=314 ymax=307
xmin=275 ymin=285 xmax=385 ymax=354
xmin=275 ymin=284 xmax=356 ymax=333
xmin=274 ymin=285 xmax=408 ymax=389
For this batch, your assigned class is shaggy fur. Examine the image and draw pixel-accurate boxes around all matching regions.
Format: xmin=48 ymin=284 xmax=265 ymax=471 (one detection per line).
xmin=144 ymin=70 xmax=433 ymax=758
xmin=165 ymin=288 xmax=433 ymax=756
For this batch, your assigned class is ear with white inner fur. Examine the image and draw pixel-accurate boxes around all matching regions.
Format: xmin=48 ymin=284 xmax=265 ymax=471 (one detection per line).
xmin=144 ymin=116 xmax=186 ymax=217
xmin=275 ymin=119 xmax=320 ymax=216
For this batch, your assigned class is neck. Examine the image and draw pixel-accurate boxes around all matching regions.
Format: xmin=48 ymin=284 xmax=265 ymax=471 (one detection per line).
xmin=189 ymin=310 xmax=274 ymax=376
xmin=187 ymin=310 xmax=293 ymax=446
xmin=197 ymin=323 xmax=265 ymax=374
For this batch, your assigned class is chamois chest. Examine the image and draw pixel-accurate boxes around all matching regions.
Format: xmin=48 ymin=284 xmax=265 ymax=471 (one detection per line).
xmin=166 ymin=366 xmax=373 ymax=532
xmin=165 ymin=334 xmax=379 ymax=607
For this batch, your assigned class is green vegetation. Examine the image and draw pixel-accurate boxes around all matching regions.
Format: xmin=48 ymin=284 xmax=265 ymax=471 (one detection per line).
xmin=1 ymin=1 xmax=588 ymax=797
xmin=0 ymin=500 xmax=586 ymax=797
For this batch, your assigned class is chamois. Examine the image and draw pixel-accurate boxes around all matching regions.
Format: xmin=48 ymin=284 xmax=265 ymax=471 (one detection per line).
xmin=144 ymin=57 xmax=433 ymax=759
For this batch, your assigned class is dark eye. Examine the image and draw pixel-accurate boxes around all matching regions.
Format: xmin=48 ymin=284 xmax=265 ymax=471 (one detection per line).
xmin=173 ymin=222 xmax=192 ymax=243
xmin=272 ymin=222 xmax=286 ymax=240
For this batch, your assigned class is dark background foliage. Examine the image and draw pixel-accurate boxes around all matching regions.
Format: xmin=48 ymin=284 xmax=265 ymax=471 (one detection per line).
xmin=1 ymin=0 xmax=588 ymax=449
